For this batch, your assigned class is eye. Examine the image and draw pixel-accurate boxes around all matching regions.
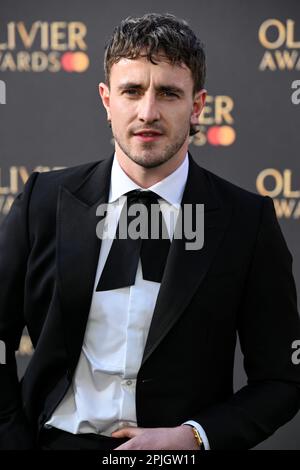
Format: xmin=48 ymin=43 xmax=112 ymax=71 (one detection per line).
xmin=123 ymin=89 xmax=140 ymax=96
xmin=161 ymin=91 xmax=179 ymax=98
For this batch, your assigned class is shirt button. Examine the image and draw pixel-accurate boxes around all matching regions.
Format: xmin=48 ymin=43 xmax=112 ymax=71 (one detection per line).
xmin=126 ymin=380 xmax=132 ymax=386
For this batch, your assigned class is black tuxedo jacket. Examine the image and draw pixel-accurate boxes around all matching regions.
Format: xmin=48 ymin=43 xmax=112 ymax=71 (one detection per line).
xmin=0 ymin=153 xmax=300 ymax=450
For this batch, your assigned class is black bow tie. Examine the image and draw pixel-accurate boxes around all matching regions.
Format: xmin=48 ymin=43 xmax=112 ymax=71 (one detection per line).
xmin=96 ymin=189 xmax=171 ymax=291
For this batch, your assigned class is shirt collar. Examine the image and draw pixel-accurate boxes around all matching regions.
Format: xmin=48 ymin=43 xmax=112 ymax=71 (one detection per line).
xmin=109 ymin=152 xmax=189 ymax=206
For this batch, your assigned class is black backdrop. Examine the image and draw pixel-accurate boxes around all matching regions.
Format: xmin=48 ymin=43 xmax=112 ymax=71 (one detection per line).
xmin=1 ymin=0 xmax=300 ymax=449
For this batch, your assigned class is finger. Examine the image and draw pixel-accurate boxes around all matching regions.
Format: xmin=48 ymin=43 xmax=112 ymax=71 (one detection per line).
xmin=111 ymin=427 xmax=140 ymax=438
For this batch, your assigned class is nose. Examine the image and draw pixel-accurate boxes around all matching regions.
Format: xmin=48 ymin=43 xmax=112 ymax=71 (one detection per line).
xmin=137 ymin=92 xmax=160 ymax=123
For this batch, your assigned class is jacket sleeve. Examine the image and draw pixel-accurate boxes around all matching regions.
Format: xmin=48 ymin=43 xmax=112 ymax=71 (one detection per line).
xmin=0 ymin=172 xmax=39 ymax=449
xmin=192 ymin=196 xmax=300 ymax=449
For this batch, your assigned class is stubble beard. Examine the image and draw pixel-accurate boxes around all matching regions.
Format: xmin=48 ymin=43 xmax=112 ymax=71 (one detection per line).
xmin=113 ymin=127 xmax=190 ymax=169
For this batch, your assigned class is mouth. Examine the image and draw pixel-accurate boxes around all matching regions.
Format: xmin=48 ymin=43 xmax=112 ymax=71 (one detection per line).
xmin=133 ymin=130 xmax=163 ymax=142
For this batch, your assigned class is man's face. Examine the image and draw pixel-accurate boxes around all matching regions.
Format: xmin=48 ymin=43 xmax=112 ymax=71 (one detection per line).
xmin=99 ymin=54 xmax=205 ymax=169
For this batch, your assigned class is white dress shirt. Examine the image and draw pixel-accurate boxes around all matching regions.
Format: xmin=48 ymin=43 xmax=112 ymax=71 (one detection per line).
xmin=46 ymin=152 xmax=210 ymax=449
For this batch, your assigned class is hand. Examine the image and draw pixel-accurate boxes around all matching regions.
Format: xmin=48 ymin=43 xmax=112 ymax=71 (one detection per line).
xmin=112 ymin=425 xmax=200 ymax=450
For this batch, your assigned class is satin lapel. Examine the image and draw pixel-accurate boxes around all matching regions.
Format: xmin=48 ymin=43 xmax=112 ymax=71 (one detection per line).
xmin=141 ymin=155 xmax=233 ymax=366
xmin=57 ymin=156 xmax=113 ymax=369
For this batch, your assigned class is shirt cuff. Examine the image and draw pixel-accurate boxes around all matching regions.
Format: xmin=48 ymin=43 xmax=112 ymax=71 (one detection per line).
xmin=183 ymin=420 xmax=210 ymax=450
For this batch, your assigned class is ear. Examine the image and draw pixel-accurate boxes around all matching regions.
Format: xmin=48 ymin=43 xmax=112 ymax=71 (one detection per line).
xmin=99 ymin=82 xmax=111 ymax=121
xmin=190 ymin=89 xmax=207 ymax=127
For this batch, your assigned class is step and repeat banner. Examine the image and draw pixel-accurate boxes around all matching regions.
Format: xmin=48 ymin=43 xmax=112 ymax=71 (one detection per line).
xmin=0 ymin=0 xmax=300 ymax=449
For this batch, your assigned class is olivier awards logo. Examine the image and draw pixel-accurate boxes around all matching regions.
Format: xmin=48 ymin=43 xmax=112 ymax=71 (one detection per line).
xmin=258 ymin=19 xmax=300 ymax=71
xmin=256 ymin=168 xmax=300 ymax=219
xmin=0 ymin=165 xmax=65 ymax=217
xmin=190 ymin=94 xmax=236 ymax=147
xmin=0 ymin=21 xmax=89 ymax=72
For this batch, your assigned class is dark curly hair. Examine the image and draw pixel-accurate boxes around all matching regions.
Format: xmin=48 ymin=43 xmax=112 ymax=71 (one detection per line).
xmin=104 ymin=13 xmax=206 ymax=135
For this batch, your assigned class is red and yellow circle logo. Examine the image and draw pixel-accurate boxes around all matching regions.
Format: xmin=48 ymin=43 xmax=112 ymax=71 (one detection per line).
xmin=61 ymin=52 xmax=89 ymax=72
xmin=207 ymin=125 xmax=236 ymax=146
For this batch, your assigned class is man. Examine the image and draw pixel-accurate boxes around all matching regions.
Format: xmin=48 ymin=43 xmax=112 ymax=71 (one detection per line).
xmin=0 ymin=13 xmax=300 ymax=451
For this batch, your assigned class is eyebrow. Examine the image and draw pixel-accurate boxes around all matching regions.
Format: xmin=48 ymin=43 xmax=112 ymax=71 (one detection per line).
xmin=117 ymin=82 xmax=185 ymax=96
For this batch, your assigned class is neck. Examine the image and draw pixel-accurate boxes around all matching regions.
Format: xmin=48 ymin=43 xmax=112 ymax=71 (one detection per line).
xmin=115 ymin=148 xmax=188 ymax=188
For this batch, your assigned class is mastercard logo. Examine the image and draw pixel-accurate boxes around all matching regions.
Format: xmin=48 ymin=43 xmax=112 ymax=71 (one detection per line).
xmin=207 ymin=126 xmax=236 ymax=146
xmin=61 ymin=52 xmax=89 ymax=72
